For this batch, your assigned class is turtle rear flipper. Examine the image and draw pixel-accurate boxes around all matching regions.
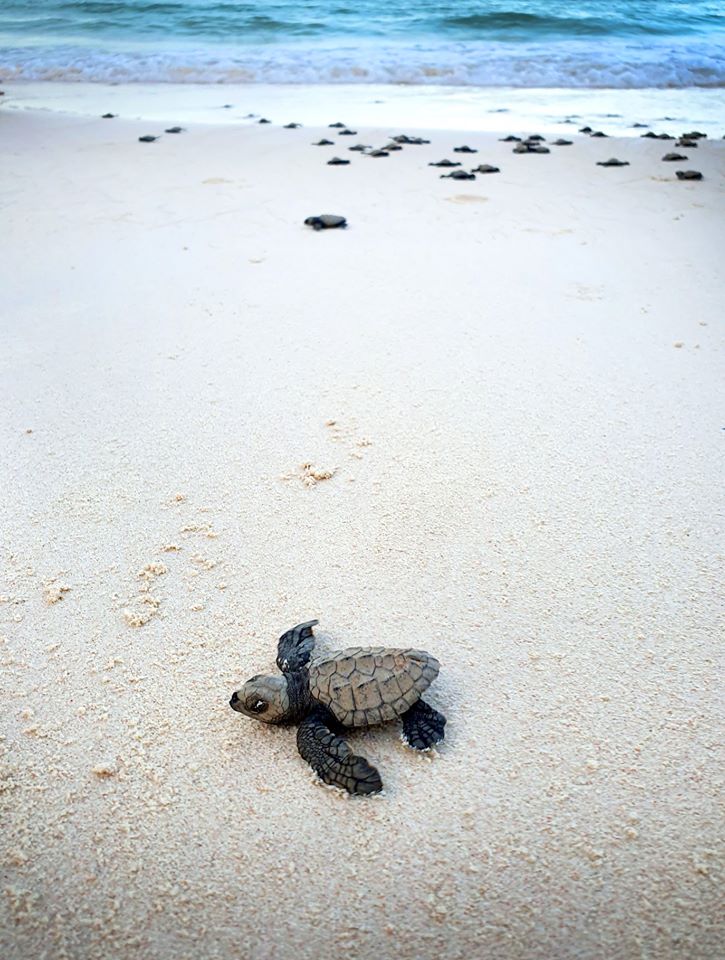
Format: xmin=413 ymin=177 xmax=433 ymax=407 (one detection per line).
xmin=402 ymin=699 xmax=446 ymax=750
xmin=297 ymin=707 xmax=382 ymax=795
xmin=276 ymin=619 xmax=318 ymax=673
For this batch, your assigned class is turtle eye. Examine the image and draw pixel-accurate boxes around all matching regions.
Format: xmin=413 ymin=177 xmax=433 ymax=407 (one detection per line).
xmin=248 ymin=699 xmax=268 ymax=714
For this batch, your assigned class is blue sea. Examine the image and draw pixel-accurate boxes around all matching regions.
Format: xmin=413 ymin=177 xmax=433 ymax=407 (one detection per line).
xmin=0 ymin=0 xmax=723 ymax=87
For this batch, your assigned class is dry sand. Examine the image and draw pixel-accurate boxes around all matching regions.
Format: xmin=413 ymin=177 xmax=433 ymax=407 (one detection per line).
xmin=1 ymin=98 xmax=724 ymax=960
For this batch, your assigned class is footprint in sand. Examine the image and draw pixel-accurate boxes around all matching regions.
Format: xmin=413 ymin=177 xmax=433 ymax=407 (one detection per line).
xmin=446 ymin=195 xmax=489 ymax=204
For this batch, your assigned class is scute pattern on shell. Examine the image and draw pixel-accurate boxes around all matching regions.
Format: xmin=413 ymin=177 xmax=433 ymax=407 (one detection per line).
xmin=309 ymin=647 xmax=440 ymax=727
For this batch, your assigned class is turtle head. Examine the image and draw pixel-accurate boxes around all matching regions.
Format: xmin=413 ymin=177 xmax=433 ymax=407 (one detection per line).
xmin=229 ymin=674 xmax=290 ymax=724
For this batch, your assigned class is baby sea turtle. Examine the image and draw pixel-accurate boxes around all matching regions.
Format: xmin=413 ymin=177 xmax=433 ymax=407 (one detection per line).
xmin=499 ymin=135 xmax=521 ymax=142
xmin=579 ymin=125 xmax=593 ymax=134
xmin=513 ymin=143 xmax=549 ymax=154
xmin=327 ymin=157 xmax=350 ymax=165
xmin=676 ymin=170 xmax=703 ymax=180
xmin=471 ymin=163 xmax=500 ymax=174
xmin=165 ymin=126 xmax=184 ymax=134
xmin=101 ymin=113 xmax=117 ymax=119
xmin=229 ymin=620 xmax=446 ymax=795
xmin=304 ymin=214 xmax=347 ymax=230
xmin=681 ymin=131 xmax=706 ymax=139
xmin=662 ymin=152 xmax=688 ymax=161
xmin=313 ymin=139 xmax=334 ymax=146
xmin=590 ymin=131 xmax=608 ymax=137
xmin=429 ymin=159 xmax=461 ymax=168
xmin=392 ymin=134 xmax=430 ymax=145
xmin=382 ymin=143 xmax=403 ymax=151
xmin=596 ymin=158 xmax=630 ymax=167
xmin=676 ymin=139 xmax=698 ymax=148
xmin=284 ymin=122 xmax=301 ymax=128
xmin=348 ymin=144 xmax=372 ymax=152
xmin=553 ymin=139 xmax=573 ymax=146
xmin=257 ymin=118 xmax=271 ymax=124
xmin=441 ymin=170 xmax=476 ymax=180
xmin=453 ymin=145 xmax=478 ymax=153
xmin=367 ymin=149 xmax=389 ymax=157
xmin=338 ymin=129 xmax=357 ymax=136
xmin=138 ymin=135 xmax=159 ymax=143
xmin=329 ymin=122 xmax=346 ymax=128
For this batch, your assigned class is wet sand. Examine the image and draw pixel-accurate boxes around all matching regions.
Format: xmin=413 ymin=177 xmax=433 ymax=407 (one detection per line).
xmin=1 ymin=100 xmax=724 ymax=960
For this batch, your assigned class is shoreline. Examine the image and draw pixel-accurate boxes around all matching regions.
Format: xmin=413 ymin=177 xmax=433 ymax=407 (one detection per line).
xmin=2 ymin=81 xmax=724 ymax=135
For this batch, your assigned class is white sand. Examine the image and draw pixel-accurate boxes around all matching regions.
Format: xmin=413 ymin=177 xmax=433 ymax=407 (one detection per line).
xmin=1 ymin=95 xmax=724 ymax=960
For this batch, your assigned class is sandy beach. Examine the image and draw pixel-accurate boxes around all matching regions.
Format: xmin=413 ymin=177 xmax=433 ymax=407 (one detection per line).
xmin=1 ymin=88 xmax=723 ymax=960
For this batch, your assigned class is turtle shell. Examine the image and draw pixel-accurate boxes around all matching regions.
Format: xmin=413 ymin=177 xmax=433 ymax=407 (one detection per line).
xmin=308 ymin=647 xmax=439 ymax=728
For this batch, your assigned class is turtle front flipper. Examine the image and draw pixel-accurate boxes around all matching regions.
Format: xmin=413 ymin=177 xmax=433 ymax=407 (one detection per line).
xmin=297 ymin=707 xmax=382 ymax=796
xmin=276 ymin=620 xmax=318 ymax=673
xmin=401 ymin=699 xmax=446 ymax=750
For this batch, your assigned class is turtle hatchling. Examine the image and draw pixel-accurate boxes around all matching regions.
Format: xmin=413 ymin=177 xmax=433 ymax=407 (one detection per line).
xmin=304 ymin=215 xmax=347 ymax=230
xmin=229 ymin=620 xmax=446 ymax=795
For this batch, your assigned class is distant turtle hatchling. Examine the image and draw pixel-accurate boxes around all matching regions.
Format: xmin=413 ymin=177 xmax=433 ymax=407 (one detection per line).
xmin=284 ymin=122 xmax=302 ymax=128
xmin=676 ymin=139 xmax=697 ymax=148
xmin=596 ymin=158 xmax=630 ymax=167
xmin=367 ymin=149 xmax=389 ymax=157
xmin=138 ymin=135 xmax=159 ymax=142
xmin=101 ymin=113 xmax=117 ymax=119
xmin=304 ymin=214 xmax=347 ymax=230
xmin=229 ymin=620 xmax=446 ymax=795
xmin=429 ymin=159 xmax=461 ymax=168
xmin=338 ymin=129 xmax=357 ymax=136
xmin=553 ymin=138 xmax=573 ymax=146
xmin=499 ymin=135 xmax=521 ymax=142
xmin=514 ymin=142 xmax=550 ymax=154
xmin=328 ymin=121 xmax=346 ymax=128
xmin=676 ymin=170 xmax=703 ymax=180
xmin=453 ymin=145 xmax=478 ymax=153
xmin=313 ymin=139 xmax=334 ymax=146
xmin=165 ymin=126 xmax=184 ymax=134
xmin=441 ymin=170 xmax=476 ymax=180
xmin=392 ymin=134 xmax=430 ymax=145
xmin=327 ymin=156 xmax=350 ymax=165
xmin=471 ymin=163 xmax=500 ymax=174
xmin=662 ymin=152 xmax=688 ymax=161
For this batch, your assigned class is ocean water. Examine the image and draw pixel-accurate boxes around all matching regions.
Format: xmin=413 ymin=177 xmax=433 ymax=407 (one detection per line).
xmin=0 ymin=0 xmax=724 ymax=87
